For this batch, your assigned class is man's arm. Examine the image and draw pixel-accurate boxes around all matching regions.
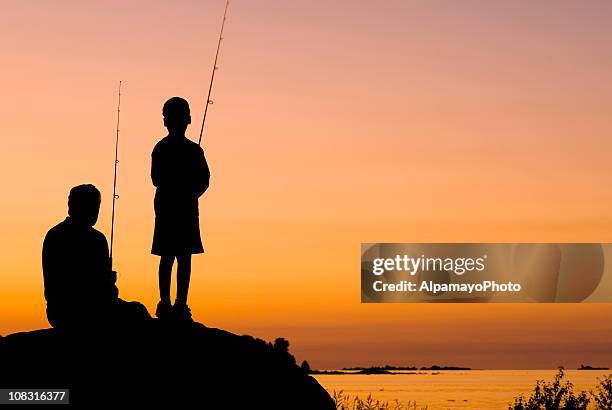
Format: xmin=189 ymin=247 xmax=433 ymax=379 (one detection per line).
xmin=41 ymin=232 xmax=58 ymax=303
xmin=41 ymin=231 xmax=70 ymax=328
xmin=96 ymin=232 xmax=119 ymax=300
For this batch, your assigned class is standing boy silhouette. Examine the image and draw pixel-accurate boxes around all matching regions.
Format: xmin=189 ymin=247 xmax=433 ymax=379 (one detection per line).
xmin=151 ymin=97 xmax=210 ymax=321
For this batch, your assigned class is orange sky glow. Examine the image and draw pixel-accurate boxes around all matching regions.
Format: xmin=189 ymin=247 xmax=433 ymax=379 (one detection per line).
xmin=1 ymin=0 xmax=611 ymax=369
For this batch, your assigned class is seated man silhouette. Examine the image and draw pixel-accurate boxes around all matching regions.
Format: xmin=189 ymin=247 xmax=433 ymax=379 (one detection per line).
xmin=42 ymin=184 xmax=151 ymax=330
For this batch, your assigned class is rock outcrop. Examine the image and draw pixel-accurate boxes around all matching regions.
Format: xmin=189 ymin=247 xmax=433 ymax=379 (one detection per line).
xmin=0 ymin=320 xmax=334 ymax=408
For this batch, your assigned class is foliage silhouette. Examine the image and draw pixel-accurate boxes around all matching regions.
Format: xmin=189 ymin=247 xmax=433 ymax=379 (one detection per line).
xmin=508 ymin=367 xmax=612 ymax=410
xmin=332 ymin=390 xmax=427 ymax=410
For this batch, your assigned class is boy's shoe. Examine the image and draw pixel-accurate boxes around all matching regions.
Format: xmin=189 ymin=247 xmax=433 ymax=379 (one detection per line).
xmin=173 ymin=303 xmax=192 ymax=322
xmin=155 ymin=300 xmax=173 ymax=320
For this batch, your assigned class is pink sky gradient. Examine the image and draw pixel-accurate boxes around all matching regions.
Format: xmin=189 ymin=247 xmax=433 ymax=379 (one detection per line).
xmin=1 ymin=0 xmax=611 ymax=369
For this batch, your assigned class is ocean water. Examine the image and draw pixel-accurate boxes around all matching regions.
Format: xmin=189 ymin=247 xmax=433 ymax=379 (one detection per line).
xmin=314 ymin=369 xmax=609 ymax=409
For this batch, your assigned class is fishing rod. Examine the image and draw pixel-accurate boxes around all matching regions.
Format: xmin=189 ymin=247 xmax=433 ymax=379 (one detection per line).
xmin=198 ymin=0 xmax=230 ymax=146
xmin=109 ymin=80 xmax=121 ymax=270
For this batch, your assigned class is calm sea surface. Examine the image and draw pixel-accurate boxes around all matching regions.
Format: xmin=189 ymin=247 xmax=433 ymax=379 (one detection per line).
xmin=314 ymin=370 xmax=609 ymax=409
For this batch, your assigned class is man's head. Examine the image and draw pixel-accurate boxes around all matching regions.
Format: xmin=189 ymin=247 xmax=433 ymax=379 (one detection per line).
xmin=68 ymin=184 xmax=101 ymax=227
xmin=163 ymin=97 xmax=191 ymax=135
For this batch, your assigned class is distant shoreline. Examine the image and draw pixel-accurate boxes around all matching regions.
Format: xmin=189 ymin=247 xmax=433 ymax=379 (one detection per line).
xmin=310 ymin=365 xmax=610 ymax=375
xmin=578 ymin=364 xmax=610 ymax=370
xmin=310 ymin=365 xmax=471 ymax=375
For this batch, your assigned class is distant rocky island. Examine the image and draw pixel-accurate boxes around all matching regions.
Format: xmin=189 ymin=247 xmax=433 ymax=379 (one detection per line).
xmin=578 ymin=364 xmax=609 ymax=370
xmin=344 ymin=365 xmax=471 ymax=371
xmin=307 ymin=364 xmax=471 ymax=375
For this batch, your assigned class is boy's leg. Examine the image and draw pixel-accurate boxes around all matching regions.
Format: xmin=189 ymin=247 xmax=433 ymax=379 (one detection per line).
xmin=159 ymin=255 xmax=174 ymax=303
xmin=176 ymin=254 xmax=192 ymax=306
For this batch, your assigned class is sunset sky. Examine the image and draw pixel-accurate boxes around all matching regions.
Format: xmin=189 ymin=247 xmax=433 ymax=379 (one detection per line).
xmin=1 ymin=0 xmax=611 ymax=369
